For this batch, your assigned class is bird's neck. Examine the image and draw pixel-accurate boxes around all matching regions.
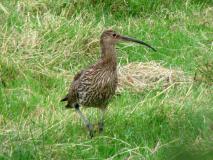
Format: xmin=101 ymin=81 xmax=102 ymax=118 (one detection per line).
xmin=100 ymin=43 xmax=117 ymax=67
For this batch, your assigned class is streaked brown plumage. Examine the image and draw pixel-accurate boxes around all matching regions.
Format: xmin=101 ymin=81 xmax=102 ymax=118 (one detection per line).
xmin=61 ymin=29 xmax=156 ymax=137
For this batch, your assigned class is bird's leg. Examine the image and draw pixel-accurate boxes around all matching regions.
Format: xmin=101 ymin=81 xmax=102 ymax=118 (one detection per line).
xmin=74 ymin=104 xmax=93 ymax=138
xmin=98 ymin=107 xmax=106 ymax=132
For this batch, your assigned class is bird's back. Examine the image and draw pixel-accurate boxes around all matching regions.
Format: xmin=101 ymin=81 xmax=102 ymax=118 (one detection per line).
xmin=65 ymin=59 xmax=117 ymax=108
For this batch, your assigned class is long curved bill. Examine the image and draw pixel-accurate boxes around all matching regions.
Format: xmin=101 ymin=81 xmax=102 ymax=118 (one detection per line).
xmin=119 ymin=35 xmax=157 ymax=52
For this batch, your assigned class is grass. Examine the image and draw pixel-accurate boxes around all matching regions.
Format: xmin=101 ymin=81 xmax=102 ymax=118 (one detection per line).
xmin=0 ymin=0 xmax=213 ymax=159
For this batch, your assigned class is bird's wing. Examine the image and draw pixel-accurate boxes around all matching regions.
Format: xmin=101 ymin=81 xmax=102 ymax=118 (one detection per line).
xmin=61 ymin=70 xmax=84 ymax=103
xmin=66 ymin=70 xmax=85 ymax=102
xmin=62 ymin=63 xmax=99 ymax=104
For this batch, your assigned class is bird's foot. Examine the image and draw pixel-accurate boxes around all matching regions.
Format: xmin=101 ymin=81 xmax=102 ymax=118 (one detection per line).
xmin=86 ymin=124 xmax=94 ymax=138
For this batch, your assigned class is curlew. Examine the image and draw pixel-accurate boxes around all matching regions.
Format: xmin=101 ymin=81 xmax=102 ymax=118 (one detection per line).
xmin=61 ymin=29 xmax=156 ymax=137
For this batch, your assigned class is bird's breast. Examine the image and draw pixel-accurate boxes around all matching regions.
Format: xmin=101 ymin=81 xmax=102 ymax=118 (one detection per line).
xmin=77 ymin=69 xmax=117 ymax=107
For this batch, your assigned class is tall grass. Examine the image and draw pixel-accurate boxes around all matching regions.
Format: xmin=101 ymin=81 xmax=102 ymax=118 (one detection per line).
xmin=0 ymin=0 xmax=213 ymax=159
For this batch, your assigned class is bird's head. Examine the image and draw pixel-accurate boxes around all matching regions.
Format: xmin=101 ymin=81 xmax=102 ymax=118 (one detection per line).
xmin=100 ymin=29 xmax=156 ymax=51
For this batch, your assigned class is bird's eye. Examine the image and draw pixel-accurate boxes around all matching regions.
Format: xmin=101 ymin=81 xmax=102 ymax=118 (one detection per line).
xmin=112 ymin=33 xmax=116 ymax=37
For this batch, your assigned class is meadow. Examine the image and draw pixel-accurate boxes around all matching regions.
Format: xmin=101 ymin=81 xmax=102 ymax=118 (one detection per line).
xmin=0 ymin=0 xmax=213 ymax=159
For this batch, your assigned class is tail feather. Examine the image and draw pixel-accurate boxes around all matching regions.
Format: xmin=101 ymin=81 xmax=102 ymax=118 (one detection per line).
xmin=61 ymin=94 xmax=68 ymax=102
xmin=65 ymin=102 xmax=78 ymax=109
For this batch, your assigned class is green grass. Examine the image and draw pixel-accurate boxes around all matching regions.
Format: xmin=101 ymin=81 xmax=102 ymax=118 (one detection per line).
xmin=0 ymin=0 xmax=213 ymax=159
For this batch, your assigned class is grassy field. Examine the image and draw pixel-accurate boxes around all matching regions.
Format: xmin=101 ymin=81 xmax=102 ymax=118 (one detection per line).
xmin=0 ymin=0 xmax=213 ymax=159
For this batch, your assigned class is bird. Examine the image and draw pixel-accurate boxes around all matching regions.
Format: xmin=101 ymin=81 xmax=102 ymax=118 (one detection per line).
xmin=61 ymin=29 xmax=156 ymax=137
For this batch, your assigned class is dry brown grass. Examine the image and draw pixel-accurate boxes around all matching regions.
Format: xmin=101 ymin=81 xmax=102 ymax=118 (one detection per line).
xmin=117 ymin=61 xmax=193 ymax=92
